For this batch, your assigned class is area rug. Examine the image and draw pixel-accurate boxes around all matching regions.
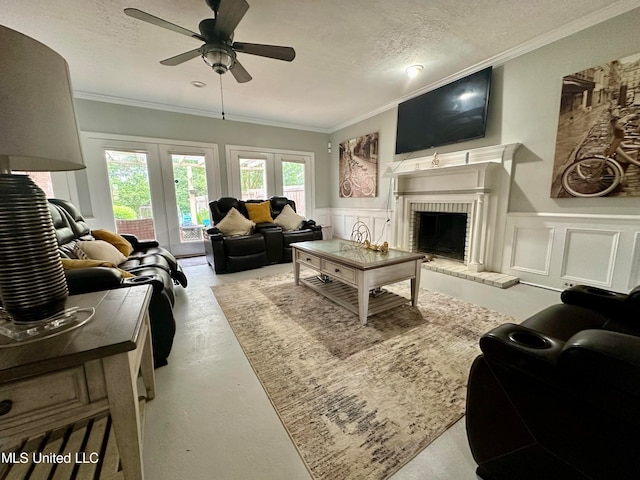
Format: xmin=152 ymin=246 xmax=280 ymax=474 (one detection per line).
xmin=211 ymin=272 xmax=514 ymax=480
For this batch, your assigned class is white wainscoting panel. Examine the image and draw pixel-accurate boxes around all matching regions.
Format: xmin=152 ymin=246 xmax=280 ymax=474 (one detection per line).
xmin=503 ymin=213 xmax=640 ymax=292
xmin=510 ymin=226 xmax=554 ymax=275
xmin=328 ymin=208 xmax=392 ymax=244
xmin=561 ymin=229 xmax=619 ymax=287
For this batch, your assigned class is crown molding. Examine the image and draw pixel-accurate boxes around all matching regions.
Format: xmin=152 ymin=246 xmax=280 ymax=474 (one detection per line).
xmin=73 ymin=91 xmax=331 ymax=134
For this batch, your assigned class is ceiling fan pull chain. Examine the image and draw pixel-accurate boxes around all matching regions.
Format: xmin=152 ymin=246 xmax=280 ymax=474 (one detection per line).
xmin=219 ymin=74 xmax=225 ymax=120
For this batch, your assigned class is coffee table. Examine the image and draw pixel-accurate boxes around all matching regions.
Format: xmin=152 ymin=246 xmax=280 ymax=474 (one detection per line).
xmin=292 ymin=239 xmax=425 ymax=324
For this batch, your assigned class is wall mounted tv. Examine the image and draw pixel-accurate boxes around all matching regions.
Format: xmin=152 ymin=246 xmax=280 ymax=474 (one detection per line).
xmin=395 ymin=66 xmax=492 ymax=154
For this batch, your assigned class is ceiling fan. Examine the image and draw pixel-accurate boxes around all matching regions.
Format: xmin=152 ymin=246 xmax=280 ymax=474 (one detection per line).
xmin=124 ymin=0 xmax=295 ymax=83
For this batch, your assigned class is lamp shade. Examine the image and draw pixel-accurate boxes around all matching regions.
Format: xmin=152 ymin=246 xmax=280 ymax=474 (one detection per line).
xmin=0 ymin=25 xmax=85 ymax=326
xmin=0 ymin=25 xmax=84 ymax=171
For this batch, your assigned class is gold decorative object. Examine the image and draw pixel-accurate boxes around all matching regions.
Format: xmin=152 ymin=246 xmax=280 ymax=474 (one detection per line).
xmin=350 ymin=221 xmax=389 ymax=254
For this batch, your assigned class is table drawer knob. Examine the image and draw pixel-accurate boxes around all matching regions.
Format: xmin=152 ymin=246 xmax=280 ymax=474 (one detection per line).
xmin=0 ymin=399 xmax=13 ymax=416
xmin=335 ymin=268 xmax=340 ymax=273
xmin=306 ymin=257 xmax=311 ymax=261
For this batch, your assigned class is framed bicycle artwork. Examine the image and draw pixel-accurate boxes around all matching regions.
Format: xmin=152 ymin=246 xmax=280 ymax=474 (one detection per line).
xmin=339 ymin=132 xmax=378 ymax=198
xmin=550 ymin=52 xmax=640 ymax=198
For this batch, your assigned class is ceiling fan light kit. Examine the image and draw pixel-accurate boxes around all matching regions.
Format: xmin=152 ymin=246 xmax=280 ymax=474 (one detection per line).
xmin=201 ymin=44 xmax=236 ymax=74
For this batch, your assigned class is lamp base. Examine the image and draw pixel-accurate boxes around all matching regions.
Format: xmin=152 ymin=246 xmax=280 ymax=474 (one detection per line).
xmin=0 ymin=174 xmax=69 ymax=323
xmin=0 ymin=306 xmax=95 ymax=344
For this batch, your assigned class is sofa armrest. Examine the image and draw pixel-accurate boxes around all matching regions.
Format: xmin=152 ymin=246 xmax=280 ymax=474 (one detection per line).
xmin=254 ymin=222 xmax=279 ymax=231
xmin=301 ymin=219 xmax=318 ymax=229
xmin=206 ymin=227 xmax=223 ymax=237
xmin=561 ymin=285 xmax=629 ymax=317
xmin=479 ymin=323 xmax=565 ymax=370
xmin=120 ymin=233 xmax=160 ymax=250
xmin=65 ymin=267 xmax=123 ymax=295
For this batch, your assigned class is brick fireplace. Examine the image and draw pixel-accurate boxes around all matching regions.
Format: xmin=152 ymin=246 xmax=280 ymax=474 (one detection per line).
xmin=388 ymin=144 xmax=520 ymax=273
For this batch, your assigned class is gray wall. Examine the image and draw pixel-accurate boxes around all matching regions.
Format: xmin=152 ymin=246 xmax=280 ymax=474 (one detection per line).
xmin=74 ymin=99 xmax=332 ymax=207
xmin=330 ymin=7 xmax=640 ymax=215
xmin=74 ymin=7 xmax=640 ymax=215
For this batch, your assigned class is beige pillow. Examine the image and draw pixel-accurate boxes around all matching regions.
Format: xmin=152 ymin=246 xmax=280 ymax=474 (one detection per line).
xmin=274 ymin=204 xmax=305 ymax=231
xmin=216 ymin=207 xmax=255 ymax=237
xmin=76 ymin=240 xmax=128 ymax=266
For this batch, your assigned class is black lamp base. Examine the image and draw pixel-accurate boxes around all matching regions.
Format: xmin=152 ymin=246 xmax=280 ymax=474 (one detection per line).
xmin=0 ymin=174 xmax=68 ymax=323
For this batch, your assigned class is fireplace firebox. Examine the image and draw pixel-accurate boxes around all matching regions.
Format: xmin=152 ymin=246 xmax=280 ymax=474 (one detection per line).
xmin=417 ymin=212 xmax=468 ymax=261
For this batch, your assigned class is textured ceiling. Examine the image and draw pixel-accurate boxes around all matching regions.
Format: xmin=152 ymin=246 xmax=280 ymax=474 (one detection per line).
xmin=1 ymin=0 xmax=638 ymax=132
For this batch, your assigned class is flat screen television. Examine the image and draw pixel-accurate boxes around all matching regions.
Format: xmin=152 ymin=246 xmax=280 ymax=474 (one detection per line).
xmin=395 ymin=66 xmax=492 ymax=154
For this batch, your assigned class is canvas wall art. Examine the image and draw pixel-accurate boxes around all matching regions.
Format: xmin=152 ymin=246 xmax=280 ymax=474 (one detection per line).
xmin=339 ymin=132 xmax=378 ymax=198
xmin=550 ymin=52 xmax=640 ymax=198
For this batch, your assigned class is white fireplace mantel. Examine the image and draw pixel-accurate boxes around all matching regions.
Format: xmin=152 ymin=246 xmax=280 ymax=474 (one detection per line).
xmin=391 ymin=143 xmax=520 ymax=273
xmin=383 ymin=143 xmax=519 ymax=179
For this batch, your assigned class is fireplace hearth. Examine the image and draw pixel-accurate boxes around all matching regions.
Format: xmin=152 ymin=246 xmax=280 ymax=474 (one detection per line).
xmin=417 ymin=212 xmax=468 ymax=261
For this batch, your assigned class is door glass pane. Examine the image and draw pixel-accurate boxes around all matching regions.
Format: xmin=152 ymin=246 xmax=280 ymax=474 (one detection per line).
xmin=105 ymin=150 xmax=156 ymax=241
xmin=172 ymin=154 xmax=209 ymax=243
xmin=239 ymin=158 xmax=267 ymax=200
xmin=282 ymin=161 xmax=305 ymax=216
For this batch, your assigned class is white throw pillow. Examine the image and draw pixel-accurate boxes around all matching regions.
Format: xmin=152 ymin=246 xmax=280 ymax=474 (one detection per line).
xmin=76 ymin=240 xmax=128 ymax=266
xmin=216 ymin=207 xmax=255 ymax=237
xmin=274 ymin=204 xmax=305 ymax=232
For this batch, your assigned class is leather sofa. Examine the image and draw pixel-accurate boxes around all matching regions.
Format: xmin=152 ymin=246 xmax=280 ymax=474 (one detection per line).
xmin=48 ymin=199 xmax=181 ymax=368
xmin=466 ymin=284 xmax=640 ymax=480
xmin=205 ymin=196 xmax=322 ymax=274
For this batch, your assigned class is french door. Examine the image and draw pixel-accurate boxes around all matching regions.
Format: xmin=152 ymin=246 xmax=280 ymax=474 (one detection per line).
xmin=81 ymin=133 xmax=221 ymax=257
xmin=226 ymin=145 xmax=314 ymax=217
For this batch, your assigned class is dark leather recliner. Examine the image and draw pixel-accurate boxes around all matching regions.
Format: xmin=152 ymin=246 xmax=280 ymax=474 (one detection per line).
xmin=48 ymin=200 xmax=177 ymax=367
xmin=466 ymin=284 xmax=640 ymax=480
xmin=205 ymin=196 xmax=322 ymax=274
xmin=49 ymin=198 xmax=187 ymax=288
xmin=205 ymin=197 xmax=273 ymax=274
xmin=269 ymin=196 xmax=323 ymax=262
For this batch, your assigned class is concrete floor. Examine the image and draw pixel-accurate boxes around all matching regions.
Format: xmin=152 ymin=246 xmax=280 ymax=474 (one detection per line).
xmin=143 ymin=259 xmax=561 ymax=480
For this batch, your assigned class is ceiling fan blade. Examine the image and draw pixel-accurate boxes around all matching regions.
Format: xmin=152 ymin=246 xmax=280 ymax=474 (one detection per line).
xmin=232 ymin=42 xmax=296 ymax=62
xmin=213 ymin=0 xmax=249 ymax=40
xmin=230 ymin=59 xmax=252 ymax=83
xmin=160 ymin=48 xmax=202 ymax=66
xmin=124 ymin=8 xmax=205 ymax=41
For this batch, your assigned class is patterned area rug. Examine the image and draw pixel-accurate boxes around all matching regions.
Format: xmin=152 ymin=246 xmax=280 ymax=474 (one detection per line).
xmin=212 ymin=272 xmax=513 ymax=480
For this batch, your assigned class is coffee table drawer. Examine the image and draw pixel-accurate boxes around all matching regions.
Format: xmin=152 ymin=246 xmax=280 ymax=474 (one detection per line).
xmin=322 ymin=260 xmax=356 ymax=285
xmin=296 ymin=250 xmax=321 ymax=269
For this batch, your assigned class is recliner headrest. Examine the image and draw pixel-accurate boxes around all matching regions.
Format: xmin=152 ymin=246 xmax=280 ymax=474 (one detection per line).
xmin=270 ymin=196 xmax=296 ymax=216
xmin=48 ymin=198 xmax=91 ymax=237
xmin=48 ymin=203 xmax=75 ymax=246
xmin=210 ymin=197 xmax=249 ymax=223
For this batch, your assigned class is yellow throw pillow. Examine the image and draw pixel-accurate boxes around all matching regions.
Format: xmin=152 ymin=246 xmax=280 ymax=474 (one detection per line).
xmin=91 ymin=229 xmax=134 ymax=256
xmin=245 ymin=201 xmax=274 ymax=223
xmin=61 ymin=258 xmax=134 ymax=278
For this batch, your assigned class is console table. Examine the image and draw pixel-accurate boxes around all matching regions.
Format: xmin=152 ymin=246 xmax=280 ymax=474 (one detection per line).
xmin=0 ymin=285 xmax=154 ymax=480
xmin=293 ymin=239 xmax=424 ymax=324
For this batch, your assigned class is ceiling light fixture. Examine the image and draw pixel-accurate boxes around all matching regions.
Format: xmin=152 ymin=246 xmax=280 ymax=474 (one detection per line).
xmin=201 ymin=44 xmax=236 ymax=75
xmin=406 ymin=64 xmax=424 ymax=78
xmin=191 ymin=80 xmax=207 ymax=88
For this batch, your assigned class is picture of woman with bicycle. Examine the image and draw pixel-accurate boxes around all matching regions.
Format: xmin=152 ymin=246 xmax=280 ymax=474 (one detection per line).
xmin=551 ymin=52 xmax=640 ymax=198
